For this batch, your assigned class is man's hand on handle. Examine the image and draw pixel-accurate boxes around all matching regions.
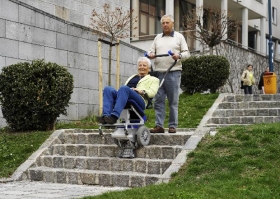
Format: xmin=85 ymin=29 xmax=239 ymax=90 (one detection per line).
xmin=147 ymin=52 xmax=155 ymax=59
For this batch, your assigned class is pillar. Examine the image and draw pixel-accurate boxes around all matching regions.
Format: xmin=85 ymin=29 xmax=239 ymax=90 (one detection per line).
xmin=260 ymin=17 xmax=266 ymax=55
xmin=196 ymin=0 xmax=203 ymax=51
xmin=166 ymin=0 xmax=174 ymax=16
xmin=242 ymin=8 xmax=248 ymax=49
xmin=221 ymin=0 xmax=228 ymax=40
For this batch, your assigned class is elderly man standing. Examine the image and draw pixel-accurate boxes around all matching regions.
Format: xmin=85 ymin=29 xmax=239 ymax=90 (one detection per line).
xmin=147 ymin=15 xmax=190 ymax=133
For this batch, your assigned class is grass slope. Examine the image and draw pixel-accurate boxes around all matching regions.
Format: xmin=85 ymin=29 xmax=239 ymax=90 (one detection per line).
xmin=83 ymin=123 xmax=280 ymax=199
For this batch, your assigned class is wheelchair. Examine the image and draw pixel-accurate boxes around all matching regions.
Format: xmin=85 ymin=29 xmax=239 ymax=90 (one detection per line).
xmin=98 ymin=99 xmax=151 ymax=158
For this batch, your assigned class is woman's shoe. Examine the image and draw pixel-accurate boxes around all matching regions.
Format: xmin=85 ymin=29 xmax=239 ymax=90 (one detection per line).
xmin=104 ymin=115 xmax=118 ymax=124
xmin=96 ymin=116 xmax=106 ymax=124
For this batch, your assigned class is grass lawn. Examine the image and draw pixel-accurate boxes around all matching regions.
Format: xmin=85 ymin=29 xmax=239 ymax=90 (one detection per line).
xmin=0 ymin=130 xmax=52 ymax=177
xmin=56 ymin=93 xmax=219 ymax=129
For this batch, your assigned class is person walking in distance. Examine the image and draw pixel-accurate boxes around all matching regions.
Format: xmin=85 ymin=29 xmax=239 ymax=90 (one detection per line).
xmin=147 ymin=14 xmax=190 ymax=133
xmin=241 ymin=64 xmax=256 ymax=95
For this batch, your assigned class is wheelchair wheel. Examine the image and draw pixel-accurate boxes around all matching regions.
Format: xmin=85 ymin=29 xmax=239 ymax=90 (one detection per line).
xmin=136 ymin=126 xmax=151 ymax=147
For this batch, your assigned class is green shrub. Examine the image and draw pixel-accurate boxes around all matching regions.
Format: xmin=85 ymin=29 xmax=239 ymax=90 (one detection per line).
xmin=181 ymin=55 xmax=230 ymax=94
xmin=0 ymin=60 xmax=74 ymax=131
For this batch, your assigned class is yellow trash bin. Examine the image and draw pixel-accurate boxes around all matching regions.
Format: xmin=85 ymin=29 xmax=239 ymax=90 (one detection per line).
xmin=263 ymin=72 xmax=277 ymax=94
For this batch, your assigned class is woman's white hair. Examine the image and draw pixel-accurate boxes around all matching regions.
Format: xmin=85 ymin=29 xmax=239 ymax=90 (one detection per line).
xmin=137 ymin=57 xmax=151 ymax=68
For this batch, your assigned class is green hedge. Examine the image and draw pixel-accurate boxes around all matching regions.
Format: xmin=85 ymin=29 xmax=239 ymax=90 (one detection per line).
xmin=181 ymin=55 xmax=230 ymax=94
xmin=0 ymin=60 xmax=74 ymax=131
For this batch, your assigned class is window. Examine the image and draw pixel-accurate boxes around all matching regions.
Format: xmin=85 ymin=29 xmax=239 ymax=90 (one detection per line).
xmin=179 ymin=0 xmax=195 ymax=31
xmin=139 ymin=0 xmax=165 ymax=39
xmin=272 ymin=7 xmax=277 ymax=25
xmin=179 ymin=1 xmax=195 ymax=50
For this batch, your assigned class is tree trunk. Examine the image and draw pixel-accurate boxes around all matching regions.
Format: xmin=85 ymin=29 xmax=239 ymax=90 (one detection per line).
xmin=209 ymin=46 xmax=214 ymax=55
xmin=108 ymin=45 xmax=112 ymax=86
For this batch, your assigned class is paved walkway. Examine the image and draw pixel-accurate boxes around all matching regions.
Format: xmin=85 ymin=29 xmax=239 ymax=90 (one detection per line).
xmin=0 ymin=180 xmax=127 ymax=199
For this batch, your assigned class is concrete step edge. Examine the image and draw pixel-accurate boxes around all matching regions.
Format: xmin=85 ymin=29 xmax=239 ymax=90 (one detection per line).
xmin=62 ymin=128 xmax=196 ymax=134
xmin=39 ymin=155 xmax=174 ymax=162
xmin=28 ymin=167 xmax=162 ymax=177
xmin=51 ymin=144 xmax=185 ymax=148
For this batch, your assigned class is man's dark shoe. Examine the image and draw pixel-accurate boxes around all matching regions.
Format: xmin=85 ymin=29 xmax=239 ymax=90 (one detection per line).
xmin=150 ymin=126 xmax=164 ymax=133
xmin=96 ymin=116 xmax=106 ymax=124
xmin=104 ymin=115 xmax=118 ymax=124
xmin=168 ymin=127 xmax=176 ymax=133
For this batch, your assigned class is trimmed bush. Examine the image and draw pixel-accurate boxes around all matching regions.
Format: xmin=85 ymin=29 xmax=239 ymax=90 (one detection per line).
xmin=181 ymin=55 xmax=230 ymax=94
xmin=0 ymin=60 xmax=74 ymax=131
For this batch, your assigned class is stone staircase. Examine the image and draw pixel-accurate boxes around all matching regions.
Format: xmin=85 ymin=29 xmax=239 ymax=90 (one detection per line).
xmin=205 ymin=94 xmax=280 ymax=127
xmin=24 ymin=129 xmax=194 ymax=187
xmin=14 ymin=93 xmax=280 ymax=188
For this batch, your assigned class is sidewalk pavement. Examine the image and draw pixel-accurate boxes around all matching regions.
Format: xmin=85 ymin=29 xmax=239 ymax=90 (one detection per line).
xmin=0 ymin=180 xmax=127 ymax=199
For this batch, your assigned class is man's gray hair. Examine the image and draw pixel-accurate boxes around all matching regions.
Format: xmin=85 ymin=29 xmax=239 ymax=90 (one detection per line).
xmin=137 ymin=57 xmax=151 ymax=68
xmin=160 ymin=15 xmax=174 ymax=23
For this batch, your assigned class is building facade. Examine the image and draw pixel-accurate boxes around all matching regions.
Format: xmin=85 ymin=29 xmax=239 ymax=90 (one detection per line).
xmin=15 ymin=0 xmax=280 ymax=59
xmin=0 ymin=0 xmax=279 ymax=127
xmin=131 ymin=0 xmax=280 ymax=60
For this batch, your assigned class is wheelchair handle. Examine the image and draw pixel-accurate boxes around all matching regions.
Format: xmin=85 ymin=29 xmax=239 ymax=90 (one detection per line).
xmin=144 ymin=50 xmax=174 ymax=58
xmin=159 ymin=59 xmax=177 ymax=87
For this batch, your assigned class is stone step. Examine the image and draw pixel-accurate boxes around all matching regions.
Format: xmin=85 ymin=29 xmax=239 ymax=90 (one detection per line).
xmin=208 ymin=116 xmax=280 ymax=125
xmin=28 ymin=167 xmax=162 ymax=187
xmin=212 ymin=108 xmax=280 ymax=117
xmin=58 ymin=130 xmax=194 ymax=146
xmin=223 ymin=94 xmax=280 ymax=102
xmin=49 ymin=144 xmax=183 ymax=159
xmin=204 ymin=123 xmax=251 ymax=128
xmin=38 ymin=155 xmax=172 ymax=175
xmin=218 ymin=101 xmax=280 ymax=109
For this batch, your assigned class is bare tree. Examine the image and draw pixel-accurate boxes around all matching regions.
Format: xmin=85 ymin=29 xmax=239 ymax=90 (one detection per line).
xmin=182 ymin=6 xmax=240 ymax=55
xmin=90 ymin=4 xmax=138 ymax=85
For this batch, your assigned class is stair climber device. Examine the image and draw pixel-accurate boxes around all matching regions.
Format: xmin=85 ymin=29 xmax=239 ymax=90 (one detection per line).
xmin=98 ymin=99 xmax=150 ymax=158
xmin=98 ymin=50 xmax=177 ymax=158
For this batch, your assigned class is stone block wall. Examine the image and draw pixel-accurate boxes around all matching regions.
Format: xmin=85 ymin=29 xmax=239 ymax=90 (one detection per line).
xmin=17 ymin=0 xmax=130 ymax=28
xmin=0 ymin=0 xmax=143 ymax=127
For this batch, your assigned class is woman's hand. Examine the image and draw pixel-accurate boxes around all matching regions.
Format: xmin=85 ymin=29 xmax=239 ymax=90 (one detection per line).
xmin=131 ymin=88 xmax=144 ymax=95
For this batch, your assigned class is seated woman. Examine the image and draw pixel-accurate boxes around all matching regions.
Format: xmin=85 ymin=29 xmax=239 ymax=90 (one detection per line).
xmin=97 ymin=57 xmax=159 ymax=124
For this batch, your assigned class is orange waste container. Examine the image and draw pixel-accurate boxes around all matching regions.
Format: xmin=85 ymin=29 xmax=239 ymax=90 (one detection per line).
xmin=263 ymin=72 xmax=277 ymax=94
